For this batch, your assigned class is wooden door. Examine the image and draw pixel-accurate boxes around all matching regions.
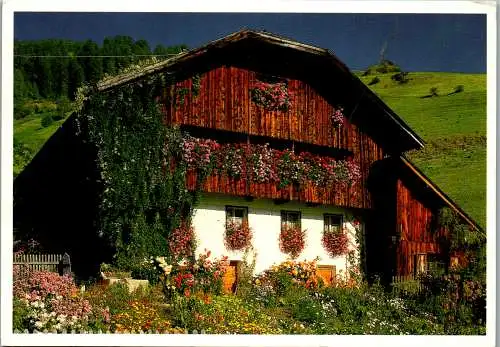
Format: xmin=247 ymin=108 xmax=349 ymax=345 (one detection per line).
xmin=222 ymin=260 xmax=240 ymax=293
xmin=317 ymin=265 xmax=336 ymax=287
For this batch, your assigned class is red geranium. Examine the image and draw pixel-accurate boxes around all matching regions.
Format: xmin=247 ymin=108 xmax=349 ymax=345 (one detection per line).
xmin=225 ymin=220 xmax=253 ymax=251
xmin=322 ymin=228 xmax=349 ymax=257
xmin=250 ymin=81 xmax=292 ymax=112
xmin=279 ymin=225 xmax=306 ymax=259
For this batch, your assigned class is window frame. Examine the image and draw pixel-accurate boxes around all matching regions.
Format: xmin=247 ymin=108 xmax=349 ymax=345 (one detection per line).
xmin=323 ymin=214 xmax=343 ymax=234
xmin=281 ymin=210 xmax=301 ymax=230
xmin=225 ymin=205 xmax=248 ymax=225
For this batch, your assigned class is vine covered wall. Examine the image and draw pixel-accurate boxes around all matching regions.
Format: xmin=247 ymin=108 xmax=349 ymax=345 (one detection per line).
xmin=75 ymin=78 xmax=201 ymax=270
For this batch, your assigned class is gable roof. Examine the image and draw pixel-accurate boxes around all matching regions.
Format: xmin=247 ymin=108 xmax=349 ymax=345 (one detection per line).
xmin=97 ymin=29 xmax=425 ymax=153
xmin=399 ymin=155 xmax=484 ymax=234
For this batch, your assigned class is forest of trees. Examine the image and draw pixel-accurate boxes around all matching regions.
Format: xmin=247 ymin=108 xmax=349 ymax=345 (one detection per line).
xmin=14 ymin=36 xmax=188 ymax=102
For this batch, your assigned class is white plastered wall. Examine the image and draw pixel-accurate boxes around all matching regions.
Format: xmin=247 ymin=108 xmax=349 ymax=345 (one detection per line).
xmin=191 ymin=193 xmax=360 ymax=275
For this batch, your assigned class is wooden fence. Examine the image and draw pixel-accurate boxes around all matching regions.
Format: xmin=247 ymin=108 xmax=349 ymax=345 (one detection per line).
xmin=13 ymin=253 xmax=71 ymax=276
xmin=391 ymin=274 xmax=423 ymax=295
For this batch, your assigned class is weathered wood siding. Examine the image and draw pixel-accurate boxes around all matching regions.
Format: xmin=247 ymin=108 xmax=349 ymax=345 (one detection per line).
xmin=161 ymin=66 xmax=386 ymax=208
xmin=396 ymin=179 xmax=445 ymax=275
xmin=185 ymin=170 xmax=361 ymax=208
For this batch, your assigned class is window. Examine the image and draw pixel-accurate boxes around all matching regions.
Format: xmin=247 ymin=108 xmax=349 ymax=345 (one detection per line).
xmin=324 ymin=214 xmax=342 ymax=233
xmin=414 ymin=254 xmax=427 ymax=275
xmin=413 ymin=253 xmax=446 ymax=276
xmin=281 ymin=211 xmax=301 ymax=229
xmin=226 ymin=206 xmax=248 ymax=225
xmin=428 ymin=254 xmax=446 ymax=275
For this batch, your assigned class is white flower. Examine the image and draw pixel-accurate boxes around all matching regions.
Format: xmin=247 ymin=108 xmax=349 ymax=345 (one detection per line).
xmin=39 ymin=302 xmax=45 ymax=309
xmin=162 ymin=264 xmax=173 ymax=275
xmin=34 ymin=321 xmax=44 ymax=329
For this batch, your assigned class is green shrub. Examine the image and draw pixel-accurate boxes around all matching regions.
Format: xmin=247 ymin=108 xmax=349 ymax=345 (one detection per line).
xmin=85 ymin=282 xmax=132 ymax=315
xmin=12 ymin=297 xmax=29 ymax=332
xmin=368 ymin=76 xmax=380 ymax=85
xmin=235 ymin=247 xmax=257 ymax=299
xmin=52 ymin=112 xmax=66 ymax=121
xmin=40 ymin=114 xmax=54 ymax=128
xmin=131 ymin=262 xmax=160 ymax=284
xmin=391 ymin=71 xmax=409 ymax=84
xmin=14 ymin=103 xmax=32 ymax=119
xmin=290 ymin=294 xmax=322 ymax=324
xmin=363 ymin=60 xmax=401 ymax=75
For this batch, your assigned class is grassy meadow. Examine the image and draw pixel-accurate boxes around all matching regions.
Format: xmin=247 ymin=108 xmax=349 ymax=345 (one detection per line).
xmin=358 ymin=72 xmax=486 ymax=227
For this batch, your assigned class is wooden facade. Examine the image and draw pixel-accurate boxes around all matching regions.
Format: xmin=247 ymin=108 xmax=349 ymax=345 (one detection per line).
xmin=160 ymin=66 xmax=386 ymax=209
xmin=396 ymin=179 xmax=443 ymax=275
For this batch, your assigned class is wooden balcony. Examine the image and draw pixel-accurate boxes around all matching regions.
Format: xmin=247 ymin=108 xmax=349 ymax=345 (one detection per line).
xmin=186 ymin=170 xmax=363 ymax=208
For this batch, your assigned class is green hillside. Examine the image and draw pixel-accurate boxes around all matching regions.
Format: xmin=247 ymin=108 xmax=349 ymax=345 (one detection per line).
xmin=358 ymin=72 xmax=486 ymax=228
xmin=14 ymin=71 xmax=487 ymax=228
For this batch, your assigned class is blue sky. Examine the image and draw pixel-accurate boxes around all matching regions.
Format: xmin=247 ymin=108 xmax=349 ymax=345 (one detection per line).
xmin=14 ymin=12 xmax=486 ymax=73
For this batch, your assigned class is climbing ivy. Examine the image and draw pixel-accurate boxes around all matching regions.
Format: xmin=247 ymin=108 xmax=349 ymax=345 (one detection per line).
xmin=437 ymin=207 xmax=484 ymax=252
xmin=75 ymin=76 xmax=201 ymax=271
xmin=436 ymin=207 xmax=486 ymax=280
xmin=191 ymin=74 xmax=201 ymax=97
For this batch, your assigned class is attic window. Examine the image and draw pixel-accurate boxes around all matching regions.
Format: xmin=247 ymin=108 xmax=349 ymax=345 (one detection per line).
xmin=251 ymin=74 xmax=291 ymax=112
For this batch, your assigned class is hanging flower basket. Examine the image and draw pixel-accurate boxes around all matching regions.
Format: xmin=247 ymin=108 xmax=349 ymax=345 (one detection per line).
xmin=279 ymin=225 xmax=306 ymax=258
xmin=224 ymin=220 xmax=253 ymax=251
xmin=250 ymin=81 xmax=292 ymax=112
xmin=331 ymin=107 xmax=345 ymax=128
xmin=322 ymin=228 xmax=349 ymax=258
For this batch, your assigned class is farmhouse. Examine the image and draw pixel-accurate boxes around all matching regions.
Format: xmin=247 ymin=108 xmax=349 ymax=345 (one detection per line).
xmin=13 ymin=30 xmax=483 ymax=284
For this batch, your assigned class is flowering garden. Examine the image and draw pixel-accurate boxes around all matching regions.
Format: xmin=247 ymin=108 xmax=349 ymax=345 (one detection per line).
xmin=13 ymin=247 xmax=486 ymax=335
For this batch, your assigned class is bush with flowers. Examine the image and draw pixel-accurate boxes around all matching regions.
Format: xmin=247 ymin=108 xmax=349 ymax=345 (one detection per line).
xmin=279 ymin=225 xmax=306 ymax=259
xmin=13 ymin=267 xmax=92 ymax=332
xmin=255 ymin=259 xmax=323 ymax=293
xmin=156 ymin=250 xmax=229 ymax=298
xmin=224 ymin=220 xmax=253 ymax=251
xmin=250 ymin=81 xmax=292 ymax=112
xmin=168 ymin=222 xmax=197 ymax=262
xmin=110 ymin=299 xmax=184 ymax=333
xmin=185 ymin=294 xmax=284 ymax=334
